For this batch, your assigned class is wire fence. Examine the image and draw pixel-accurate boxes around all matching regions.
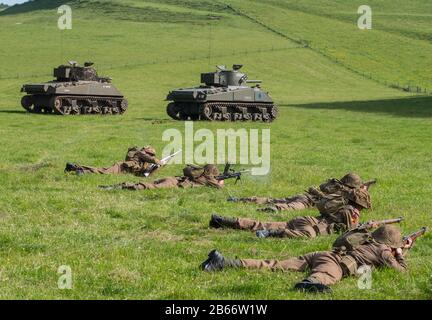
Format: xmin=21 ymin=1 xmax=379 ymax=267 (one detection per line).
xmin=0 ymin=45 xmax=303 ymax=81
xmin=225 ymin=3 xmax=431 ymax=96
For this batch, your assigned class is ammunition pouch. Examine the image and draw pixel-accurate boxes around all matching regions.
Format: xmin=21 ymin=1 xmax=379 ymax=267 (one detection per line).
xmin=340 ymin=255 xmax=358 ymax=276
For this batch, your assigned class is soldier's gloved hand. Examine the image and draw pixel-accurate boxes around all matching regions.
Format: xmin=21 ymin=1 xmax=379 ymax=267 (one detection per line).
xmin=227 ymin=196 xmax=239 ymax=202
xmin=256 ymin=230 xmax=270 ymax=238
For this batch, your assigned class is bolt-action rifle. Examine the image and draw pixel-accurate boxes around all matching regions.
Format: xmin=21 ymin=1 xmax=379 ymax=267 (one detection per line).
xmin=356 ymin=217 xmax=404 ymax=231
xmin=362 ymin=179 xmax=377 ymax=190
xmin=403 ymin=227 xmax=427 ymax=249
xmin=142 ymin=149 xmax=182 ymax=177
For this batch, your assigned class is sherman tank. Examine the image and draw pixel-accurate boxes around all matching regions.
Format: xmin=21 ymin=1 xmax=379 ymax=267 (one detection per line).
xmin=166 ymin=64 xmax=277 ymax=122
xmin=20 ymin=61 xmax=128 ymax=115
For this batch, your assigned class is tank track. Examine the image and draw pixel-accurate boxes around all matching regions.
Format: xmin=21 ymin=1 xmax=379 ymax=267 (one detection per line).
xmin=167 ymin=102 xmax=278 ymax=122
xmin=21 ymin=95 xmax=128 ymax=115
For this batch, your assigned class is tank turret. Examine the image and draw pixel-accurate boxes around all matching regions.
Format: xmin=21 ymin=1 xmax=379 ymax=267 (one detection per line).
xmin=166 ymin=65 xmax=277 ymax=122
xmin=20 ymin=61 xmax=127 ymax=115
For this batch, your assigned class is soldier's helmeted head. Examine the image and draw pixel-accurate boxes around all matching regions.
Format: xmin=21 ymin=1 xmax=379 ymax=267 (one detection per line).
xmin=340 ymin=173 xmax=363 ymax=188
xmin=372 ymin=225 xmax=403 ymax=248
xmin=345 ymin=188 xmax=371 ymax=210
xmin=203 ymin=164 xmax=220 ymax=178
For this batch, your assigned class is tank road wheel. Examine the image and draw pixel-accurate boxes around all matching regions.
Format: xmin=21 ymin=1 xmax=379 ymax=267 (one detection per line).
xmin=120 ymin=99 xmax=128 ymax=114
xmin=68 ymin=100 xmax=80 ymax=115
xmin=112 ymin=106 xmax=120 ymax=114
xmin=213 ymin=113 xmax=222 ymax=121
xmin=21 ymin=95 xmax=34 ymax=112
xmin=222 ymin=113 xmax=232 ymax=121
xmin=167 ymin=102 xmax=183 ymax=120
xmin=62 ymin=106 xmax=72 ymax=115
xmin=92 ymin=106 xmax=101 ymax=114
xmin=49 ymin=96 xmax=66 ymax=115
xmin=252 ymin=113 xmax=262 ymax=122
xmin=200 ymin=104 xmax=213 ymax=121
xmin=243 ymin=113 xmax=252 ymax=121
xmin=233 ymin=113 xmax=242 ymax=121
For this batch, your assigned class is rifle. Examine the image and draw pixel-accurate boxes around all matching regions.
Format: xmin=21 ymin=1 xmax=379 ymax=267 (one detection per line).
xmin=142 ymin=149 xmax=182 ymax=177
xmin=216 ymin=163 xmax=250 ymax=184
xmin=403 ymin=227 xmax=427 ymax=249
xmin=362 ymin=179 xmax=377 ymax=190
xmin=356 ymin=217 xmax=404 ymax=231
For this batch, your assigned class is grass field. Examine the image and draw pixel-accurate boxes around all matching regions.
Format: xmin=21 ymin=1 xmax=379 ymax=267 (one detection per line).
xmin=0 ymin=0 xmax=431 ymax=299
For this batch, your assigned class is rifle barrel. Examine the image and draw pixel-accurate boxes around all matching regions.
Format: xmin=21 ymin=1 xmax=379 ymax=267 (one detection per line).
xmin=403 ymin=227 xmax=427 ymax=242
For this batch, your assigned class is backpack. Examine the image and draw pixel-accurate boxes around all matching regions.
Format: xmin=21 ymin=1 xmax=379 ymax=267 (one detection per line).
xmin=183 ymin=165 xmax=204 ymax=179
xmin=319 ymin=178 xmax=345 ymax=194
xmin=316 ymin=193 xmax=348 ymax=215
xmin=333 ymin=229 xmax=373 ymax=251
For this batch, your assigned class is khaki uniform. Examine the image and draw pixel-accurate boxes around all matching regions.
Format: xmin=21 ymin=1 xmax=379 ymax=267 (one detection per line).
xmin=233 ymin=205 xmax=358 ymax=238
xmin=119 ymin=174 xmax=222 ymax=191
xmin=239 ymin=178 xmax=353 ymax=211
xmin=240 ymin=242 xmax=407 ymax=285
xmin=76 ymin=147 xmax=161 ymax=176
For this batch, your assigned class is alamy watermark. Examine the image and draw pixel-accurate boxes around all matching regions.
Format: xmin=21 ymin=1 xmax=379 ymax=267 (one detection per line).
xmin=58 ymin=5 xmax=72 ymax=30
xmin=358 ymin=5 xmax=372 ymax=30
xmin=357 ymin=265 xmax=372 ymax=289
xmin=58 ymin=265 xmax=73 ymax=290
xmin=161 ymin=122 xmax=271 ymax=176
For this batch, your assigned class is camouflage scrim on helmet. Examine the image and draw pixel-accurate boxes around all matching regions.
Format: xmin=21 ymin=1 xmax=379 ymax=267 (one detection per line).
xmin=183 ymin=165 xmax=204 ymax=179
xmin=345 ymin=188 xmax=371 ymax=209
xmin=203 ymin=164 xmax=220 ymax=178
xmin=143 ymin=146 xmax=156 ymax=156
xmin=372 ymin=225 xmax=404 ymax=248
xmin=340 ymin=173 xmax=363 ymax=188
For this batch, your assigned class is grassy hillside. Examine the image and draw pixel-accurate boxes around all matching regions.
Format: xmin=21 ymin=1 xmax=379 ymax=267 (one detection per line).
xmin=0 ymin=0 xmax=431 ymax=299
xmin=227 ymin=0 xmax=432 ymax=91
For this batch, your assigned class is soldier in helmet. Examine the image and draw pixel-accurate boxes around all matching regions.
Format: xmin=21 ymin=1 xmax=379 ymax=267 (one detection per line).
xmin=100 ymin=164 xmax=224 ymax=190
xmin=210 ymin=188 xmax=371 ymax=239
xmin=64 ymin=146 xmax=162 ymax=177
xmin=201 ymin=225 xmax=413 ymax=293
xmin=227 ymin=172 xmax=374 ymax=212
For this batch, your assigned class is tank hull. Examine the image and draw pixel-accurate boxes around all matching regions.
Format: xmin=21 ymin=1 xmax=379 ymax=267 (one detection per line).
xmin=166 ymin=86 xmax=278 ymax=122
xmin=21 ymin=81 xmax=127 ymax=115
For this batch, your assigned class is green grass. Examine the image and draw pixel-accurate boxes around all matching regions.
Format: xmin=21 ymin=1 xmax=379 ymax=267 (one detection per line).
xmin=227 ymin=0 xmax=432 ymax=90
xmin=0 ymin=0 xmax=431 ymax=299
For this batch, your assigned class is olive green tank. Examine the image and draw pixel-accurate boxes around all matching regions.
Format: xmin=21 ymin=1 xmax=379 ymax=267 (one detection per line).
xmin=166 ymin=65 xmax=277 ymax=122
xmin=20 ymin=61 xmax=128 ymax=115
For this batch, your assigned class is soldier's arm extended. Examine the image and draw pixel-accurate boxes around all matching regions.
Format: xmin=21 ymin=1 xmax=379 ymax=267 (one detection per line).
xmin=206 ymin=177 xmax=224 ymax=189
xmin=381 ymin=248 xmax=408 ymax=272
xmin=137 ymin=151 xmax=162 ymax=165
